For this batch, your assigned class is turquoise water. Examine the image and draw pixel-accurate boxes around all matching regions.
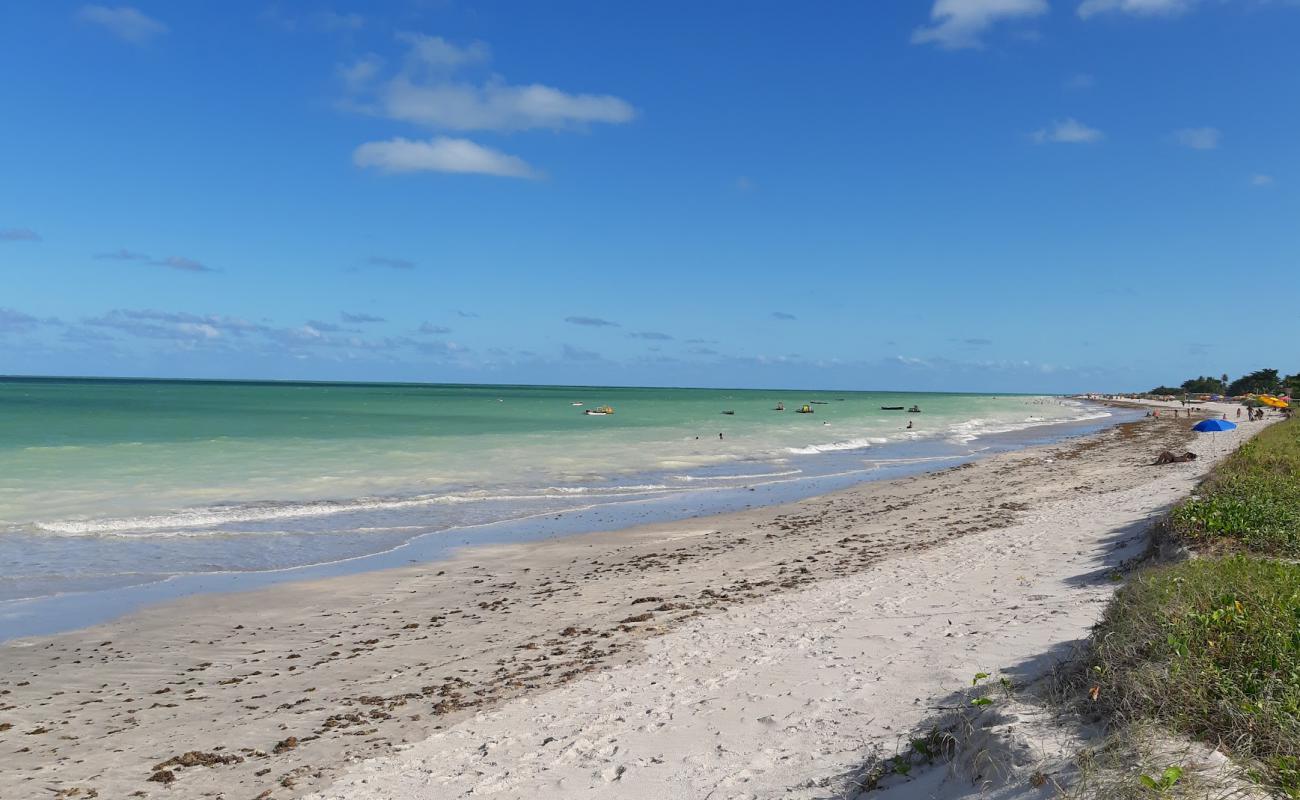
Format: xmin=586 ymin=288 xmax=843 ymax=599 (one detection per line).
xmin=0 ymin=378 xmax=1109 ymax=606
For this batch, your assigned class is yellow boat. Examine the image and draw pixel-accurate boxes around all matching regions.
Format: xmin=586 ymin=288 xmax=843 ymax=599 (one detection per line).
xmin=795 ymin=404 xmax=814 ymax=414
xmin=584 ymin=405 xmax=615 ymax=416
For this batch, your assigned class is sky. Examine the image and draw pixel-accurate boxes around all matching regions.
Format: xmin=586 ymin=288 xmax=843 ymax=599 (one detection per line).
xmin=2 ymin=0 xmax=1298 ymax=393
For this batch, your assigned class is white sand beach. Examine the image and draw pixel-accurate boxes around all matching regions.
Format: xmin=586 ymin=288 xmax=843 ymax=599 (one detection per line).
xmin=0 ymin=403 xmax=1270 ymax=799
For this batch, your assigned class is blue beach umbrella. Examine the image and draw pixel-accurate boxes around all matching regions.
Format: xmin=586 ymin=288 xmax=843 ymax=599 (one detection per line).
xmin=1193 ymin=419 xmax=1237 ymax=432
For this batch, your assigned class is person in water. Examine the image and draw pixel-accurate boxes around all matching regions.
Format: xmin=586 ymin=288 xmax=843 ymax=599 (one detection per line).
xmin=718 ymin=432 xmax=724 ymax=440
xmin=906 ymin=421 xmax=913 ymax=429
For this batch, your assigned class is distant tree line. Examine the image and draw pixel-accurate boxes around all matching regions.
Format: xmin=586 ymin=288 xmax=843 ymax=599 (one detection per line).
xmin=1149 ymin=368 xmax=1300 ymax=397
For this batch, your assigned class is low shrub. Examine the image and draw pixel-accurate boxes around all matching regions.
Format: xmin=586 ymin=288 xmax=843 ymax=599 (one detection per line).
xmin=1089 ymin=556 xmax=1300 ymax=796
xmin=1171 ymin=417 xmax=1300 ymax=556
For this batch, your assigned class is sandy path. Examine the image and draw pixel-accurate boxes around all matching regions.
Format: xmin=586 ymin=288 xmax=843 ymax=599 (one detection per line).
xmin=0 ymin=406 xmax=1256 ymax=799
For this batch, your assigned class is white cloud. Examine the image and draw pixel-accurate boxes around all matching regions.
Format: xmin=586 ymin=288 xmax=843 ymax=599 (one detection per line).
xmin=1251 ymin=174 xmax=1274 ymax=186
xmin=76 ymin=5 xmax=167 ymax=44
xmin=912 ymin=0 xmax=1049 ymax=49
xmin=353 ymin=136 xmax=539 ymax=179
xmin=382 ymin=77 xmax=635 ymax=132
xmin=347 ymin=33 xmax=635 ymax=132
xmin=338 ymin=56 xmax=383 ymax=92
xmin=1031 ymin=118 xmax=1104 ymax=144
xmin=1173 ymin=126 xmax=1221 ymax=149
xmin=397 ymin=32 xmax=490 ymax=69
xmin=1078 ymin=0 xmax=1196 ymax=18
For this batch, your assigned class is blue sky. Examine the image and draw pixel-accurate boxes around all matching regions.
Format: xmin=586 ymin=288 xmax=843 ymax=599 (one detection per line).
xmin=2 ymin=1 xmax=1297 ymax=392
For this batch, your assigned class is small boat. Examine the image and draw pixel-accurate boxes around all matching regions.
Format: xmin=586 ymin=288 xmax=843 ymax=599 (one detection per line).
xmin=810 ymin=400 xmax=829 ymax=405
xmin=907 ymin=405 xmax=921 ymax=413
xmin=584 ymin=405 xmax=615 ymax=416
xmin=571 ymin=402 xmax=584 ymax=406
xmin=774 ymin=401 xmax=785 ymax=411
xmin=880 ymin=406 xmax=905 ymax=411
xmin=721 ymin=410 xmax=735 ymax=415
xmin=796 ymin=404 xmax=814 ymax=414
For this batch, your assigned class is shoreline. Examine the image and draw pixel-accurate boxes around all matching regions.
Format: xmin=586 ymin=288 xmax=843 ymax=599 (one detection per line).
xmin=0 ymin=405 xmax=1257 ymax=800
xmin=0 ymin=402 xmax=1132 ymax=641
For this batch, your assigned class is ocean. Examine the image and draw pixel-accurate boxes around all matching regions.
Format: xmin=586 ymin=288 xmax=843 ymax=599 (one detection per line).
xmin=0 ymin=377 xmax=1119 ymax=632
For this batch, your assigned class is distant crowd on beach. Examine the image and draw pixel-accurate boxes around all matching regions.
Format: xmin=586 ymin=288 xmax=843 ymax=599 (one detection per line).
xmin=1143 ymin=403 xmax=1283 ymax=422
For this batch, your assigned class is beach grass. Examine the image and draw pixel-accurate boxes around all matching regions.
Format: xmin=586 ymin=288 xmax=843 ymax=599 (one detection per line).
xmin=1089 ymin=556 xmax=1300 ymax=796
xmin=1170 ymin=416 xmax=1300 ymax=556
xmin=1083 ymin=416 xmax=1300 ymax=797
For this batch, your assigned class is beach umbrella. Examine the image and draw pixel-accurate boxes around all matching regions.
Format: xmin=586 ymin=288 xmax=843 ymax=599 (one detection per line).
xmin=1193 ymin=419 xmax=1237 ymax=432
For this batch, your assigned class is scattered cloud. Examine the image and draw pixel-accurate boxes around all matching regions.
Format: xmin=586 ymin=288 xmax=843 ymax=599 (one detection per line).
xmin=261 ymin=6 xmax=365 ymax=33
xmin=418 ymin=322 xmax=452 ymax=334
xmin=0 ymin=308 xmax=48 ymax=333
xmin=354 ymin=136 xmax=539 ymax=179
xmin=564 ymin=316 xmax=619 ymax=327
xmin=347 ymin=32 xmax=636 ymax=132
xmin=157 ymin=256 xmax=213 ymax=272
xmin=684 ymin=338 xmax=717 ymax=345
xmin=1065 ymin=73 xmax=1096 ymax=90
xmin=84 ymin=309 xmax=261 ymax=341
xmin=395 ymin=32 xmax=489 ymax=69
xmin=367 ymin=255 xmax=416 ymax=270
xmin=687 ymin=346 xmax=719 ymax=356
xmin=338 ymin=56 xmax=383 ymax=91
xmin=94 ymin=250 xmax=212 ymax=271
xmin=341 ymin=311 xmax=385 ymax=324
xmin=771 ymin=311 xmax=797 ymax=320
xmin=892 ymin=355 xmax=933 ymax=367
xmin=305 ymin=319 xmax=351 ymax=333
xmin=1173 ymin=126 xmax=1221 ymax=150
xmin=964 ymin=337 xmax=994 ymax=346
xmin=95 ymin=248 xmax=149 ymax=260
xmin=912 ymin=0 xmax=1048 ymax=49
xmin=1 ymin=228 xmax=41 ymax=242
xmin=1250 ymin=174 xmax=1274 ymax=187
xmin=1078 ymin=0 xmax=1195 ymax=19
xmin=628 ymin=331 xmax=674 ymax=341
xmin=409 ymin=338 xmax=467 ymax=356
xmin=456 ymin=310 xmax=480 ymax=318
xmin=1031 ymin=118 xmax=1103 ymax=144
xmin=77 ymin=5 xmax=167 ymax=44
xmin=64 ymin=307 xmax=482 ymax=366
xmin=561 ymin=343 xmax=603 ymax=361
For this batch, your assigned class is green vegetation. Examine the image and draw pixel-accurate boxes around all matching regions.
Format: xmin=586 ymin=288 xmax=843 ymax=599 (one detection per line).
xmin=1148 ymin=367 xmax=1292 ymax=397
xmin=1228 ymin=368 xmax=1283 ymax=397
xmin=1083 ymin=416 xmax=1300 ymax=796
xmin=1089 ymin=557 xmax=1300 ymax=796
xmin=1180 ymin=376 xmax=1226 ymax=394
xmin=1170 ymin=416 xmax=1300 ymax=556
xmin=1138 ymin=766 xmax=1184 ymax=795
